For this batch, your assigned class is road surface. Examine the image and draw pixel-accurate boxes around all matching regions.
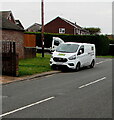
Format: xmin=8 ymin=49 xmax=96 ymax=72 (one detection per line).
xmin=2 ymin=58 xmax=112 ymax=118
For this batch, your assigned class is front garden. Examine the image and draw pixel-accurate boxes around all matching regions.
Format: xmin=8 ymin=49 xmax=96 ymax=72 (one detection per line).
xmin=19 ymin=53 xmax=51 ymax=76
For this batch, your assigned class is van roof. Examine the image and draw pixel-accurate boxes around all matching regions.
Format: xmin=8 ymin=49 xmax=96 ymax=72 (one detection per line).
xmin=64 ymin=42 xmax=94 ymax=46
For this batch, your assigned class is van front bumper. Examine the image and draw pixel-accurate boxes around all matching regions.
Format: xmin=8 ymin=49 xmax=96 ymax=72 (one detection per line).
xmin=50 ymin=58 xmax=76 ymax=69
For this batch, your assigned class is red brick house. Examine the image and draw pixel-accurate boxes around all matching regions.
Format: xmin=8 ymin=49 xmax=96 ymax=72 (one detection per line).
xmin=0 ymin=11 xmax=24 ymax=59
xmin=44 ymin=16 xmax=90 ymax=35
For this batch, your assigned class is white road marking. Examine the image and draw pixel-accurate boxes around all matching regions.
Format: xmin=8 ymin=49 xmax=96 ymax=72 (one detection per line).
xmin=0 ymin=96 xmax=55 ymax=117
xmin=79 ymin=77 xmax=106 ymax=89
xmin=96 ymin=59 xmax=112 ymax=65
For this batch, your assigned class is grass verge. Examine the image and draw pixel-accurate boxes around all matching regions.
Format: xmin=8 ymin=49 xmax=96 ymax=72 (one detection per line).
xmin=97 ymin=56 xmax=114 ymax=58
xmin=19 ymin=53 xmax=52 ymax=76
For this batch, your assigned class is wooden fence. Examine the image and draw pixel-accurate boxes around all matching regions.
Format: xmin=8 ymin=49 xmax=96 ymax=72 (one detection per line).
xmin=2 ymin=41 xmax=19 ymax=76
xmin=24 ymin=34 xmax=36 ymax=47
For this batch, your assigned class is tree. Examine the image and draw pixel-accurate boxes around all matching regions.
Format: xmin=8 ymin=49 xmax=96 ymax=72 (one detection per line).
xmin=84 ymin=27 xmax=101 ymax=35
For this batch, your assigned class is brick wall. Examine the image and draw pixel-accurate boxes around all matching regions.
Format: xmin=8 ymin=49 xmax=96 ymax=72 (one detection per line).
xmin=1 ymin=29 xmax=24 ymax=59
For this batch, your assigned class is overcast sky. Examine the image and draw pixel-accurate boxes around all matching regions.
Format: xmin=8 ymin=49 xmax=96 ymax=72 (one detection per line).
xmin=0 ymin=0 xmax=113 ymax=34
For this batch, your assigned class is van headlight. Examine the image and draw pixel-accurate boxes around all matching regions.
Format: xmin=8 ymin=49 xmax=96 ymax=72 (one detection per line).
xmin=68 ymin=55 xmax=76 ymax=60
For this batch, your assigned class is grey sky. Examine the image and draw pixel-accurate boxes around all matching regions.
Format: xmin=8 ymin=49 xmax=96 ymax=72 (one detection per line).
xmin=1 ymin=1 xmax=112 ymax=34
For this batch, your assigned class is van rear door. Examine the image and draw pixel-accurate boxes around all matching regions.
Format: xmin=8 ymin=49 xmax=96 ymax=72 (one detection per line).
xmin=85 ymin=45 xmax=94 ymax=65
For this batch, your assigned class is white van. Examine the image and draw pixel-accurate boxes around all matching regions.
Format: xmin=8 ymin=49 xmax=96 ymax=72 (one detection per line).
xmin=50 ymin=42 xmax=96 ymax=71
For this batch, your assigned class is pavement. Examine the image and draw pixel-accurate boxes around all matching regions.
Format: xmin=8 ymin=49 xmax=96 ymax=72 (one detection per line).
xmin=0 ymin=71 xmax=60 ymax=85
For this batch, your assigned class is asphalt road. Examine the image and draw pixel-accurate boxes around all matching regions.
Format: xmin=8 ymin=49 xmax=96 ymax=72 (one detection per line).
xmin=2 ymin=58 xmax=112 ymax=118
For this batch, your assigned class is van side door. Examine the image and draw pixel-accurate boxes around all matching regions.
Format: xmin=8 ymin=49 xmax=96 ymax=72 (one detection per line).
xmin=77 ymin=45 xmax=86 ymax=67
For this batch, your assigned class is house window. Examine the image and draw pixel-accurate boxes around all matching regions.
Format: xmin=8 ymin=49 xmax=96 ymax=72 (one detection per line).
xmin=59 ymin=28 xmax=65 ymax=34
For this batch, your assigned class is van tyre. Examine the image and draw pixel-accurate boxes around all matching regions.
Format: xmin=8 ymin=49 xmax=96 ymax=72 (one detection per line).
xmin=90 ymin=60 xmax=95 ymax=68
xmin=75 ymin=62 xmax=80 ymax=71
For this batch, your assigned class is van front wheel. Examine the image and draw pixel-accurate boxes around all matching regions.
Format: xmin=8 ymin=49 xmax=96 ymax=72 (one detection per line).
xmin=75 ymin=62 xmax=80 ymax=71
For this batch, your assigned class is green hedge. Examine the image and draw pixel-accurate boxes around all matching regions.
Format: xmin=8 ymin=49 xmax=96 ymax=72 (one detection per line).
xmin=109 ymin=39 xmax=114 ymax=55
xmin=25 ymin=32 xmax=110 ymax=55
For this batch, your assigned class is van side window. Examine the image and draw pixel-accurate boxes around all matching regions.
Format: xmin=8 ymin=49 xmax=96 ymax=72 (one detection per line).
xmin=91 ymin=46 xmax=94 ymax=51
xmin=78 ymin=45 xmax=84 ymax=55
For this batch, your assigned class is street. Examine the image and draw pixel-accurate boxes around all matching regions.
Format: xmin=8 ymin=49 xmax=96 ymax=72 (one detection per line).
xmin=2 ymin=58 xmax=112 ymax=118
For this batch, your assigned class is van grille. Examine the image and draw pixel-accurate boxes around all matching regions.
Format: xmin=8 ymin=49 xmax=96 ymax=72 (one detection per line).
xmin=53 ymin=57 xmax=67 ymax=62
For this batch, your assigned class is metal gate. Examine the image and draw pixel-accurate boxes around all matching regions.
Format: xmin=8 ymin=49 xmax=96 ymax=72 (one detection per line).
xmin=2 ymin=41 xmax=19 ymax=76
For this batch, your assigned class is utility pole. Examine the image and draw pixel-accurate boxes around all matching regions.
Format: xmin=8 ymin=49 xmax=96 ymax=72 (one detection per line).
xmin=41 ymin=0 xmax=44 ymax=57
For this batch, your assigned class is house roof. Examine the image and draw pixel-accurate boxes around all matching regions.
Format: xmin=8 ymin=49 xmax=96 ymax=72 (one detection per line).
xmin=61 ymin=17 xmax=82 ymax=29
xmin=0 ymin=11 xmax=24 ymax=31
xmin=0 ymin=11 xmax=11 ymax=18
xmin=0 ymin=11 xmax=16 ymax=23
xmin=60 ymin=17 xmax=89 ymax=32
xmin=45 ymin=16 xmax=89 ymax=33
xmin=0 ymin=16 xmax=24 ymax=31
xmin=15 ymin=20 xmax=24 ymax=29
xmin=26 ymin=23 xmax=42 ymax=29
xmin=26 ymin=23 xmax=42 ymax=31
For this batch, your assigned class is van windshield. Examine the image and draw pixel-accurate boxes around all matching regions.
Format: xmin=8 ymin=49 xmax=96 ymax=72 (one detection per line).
xmin=56 ymin=44 xmax=79 ymax=53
